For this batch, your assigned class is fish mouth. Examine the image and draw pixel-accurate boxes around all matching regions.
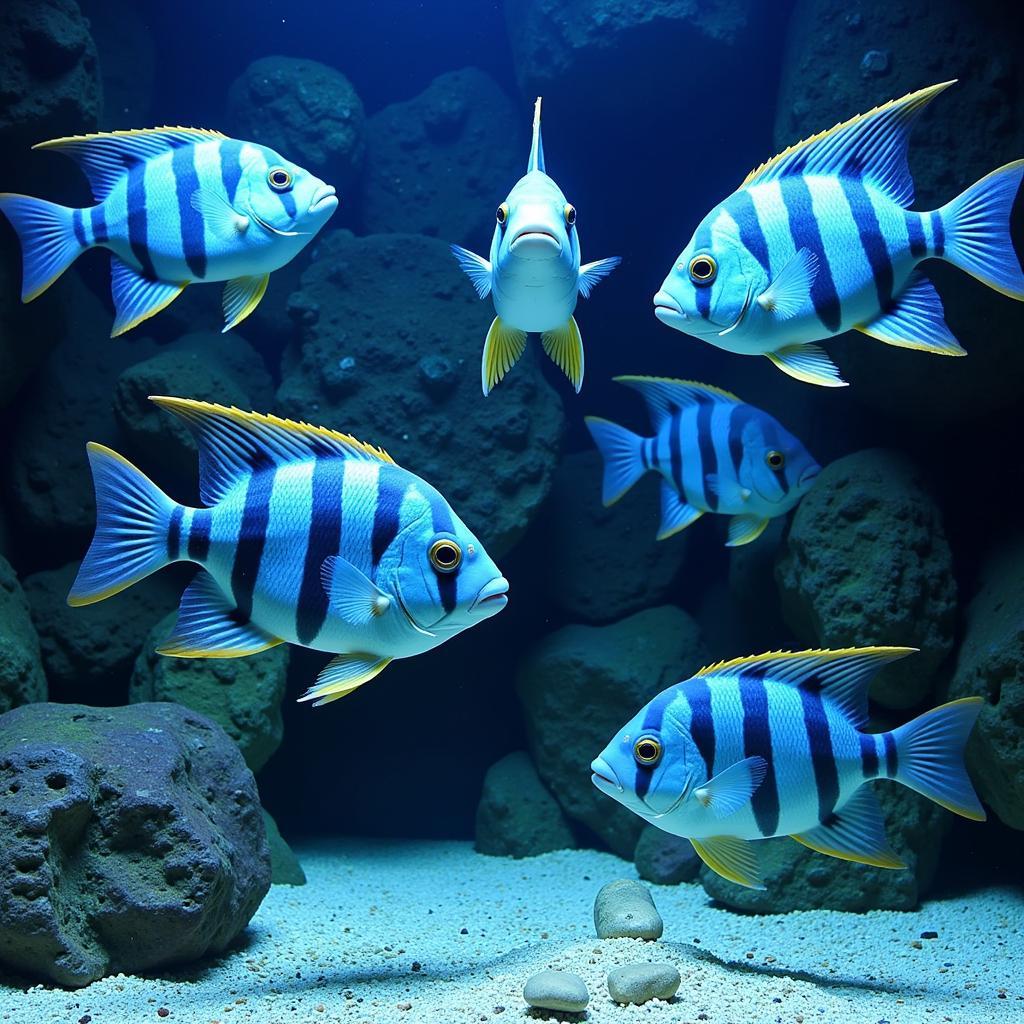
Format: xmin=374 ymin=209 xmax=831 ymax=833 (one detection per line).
xmin=471 ymin=576 xmax=509 ymax=616
xmin=653 ymin=290 xmax=688 ymax=329
xmin=590 ymin=757 xmax=623 ymax=794
xmin=510 ymin=229 xmax=562 ymax=254
xmin=310 ymin=185 xmax=338 ymax=213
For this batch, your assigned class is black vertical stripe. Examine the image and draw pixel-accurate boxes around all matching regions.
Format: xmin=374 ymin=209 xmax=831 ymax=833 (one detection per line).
xmin=696 ymin=400 xmax=717 ymax=511
xmin=692 ymin=218 xmax=713 ymax=320
xmin=187 ymin=508 xmax=211 ymax=561
xmin=640 ymin=439 xmax=650 ymax=470
xmin=295 ymin=457 xmax=345 ymax=645
xmin=800 ymin=687 xmax=840 ymax=824
xmin=739 ymin=674 xmax=779 ymax=837
xmin=371 ymin=466 xmax=405 ymax=569
xmin=668 ymin=407 xmax=685 ymax=500
xmin=683 ymin=677 xmax=716 ymax=779
xmin=166 ymin=505 xmax=183 ymax=560
xmin=930 ymin=210 xmax=945 ymax=257
xmin=72 ymin=209 xmax=86 ymax=246
xmin=428 ymin=485 xmax=458 ymax=614
xmin=840 ymin=177 xmax=894 ymax=314
xmin=635 ymin=689 xmax=674 ymax=799
xmin=726 ymin=191 xmax=771 ymax=274
xmin=172 ymin=144 xmax=206 ymax=279
xmin=126 ymin=161 xmax=156 ymax=280
xmin=860 ymin=733 xmax=879 ymax=779
xmin=907 ymin=213 xmax=927 ymax=258
xmin=727 ymin=405 xmax=746 ymax=480
xmin=780 ymin=176 xmax=842 ymax=332
xmin=883 ymin=731 xmax=899 ymax=778
xmin=90 ymin=205 xmax=108 ymax=244
xmin=230 ymin=467 xmax=275 ymax=623
xmin=220 ymin=139 xmax=244 ymax=202
xmin=277 ymin=188 xmax=297 ymax=220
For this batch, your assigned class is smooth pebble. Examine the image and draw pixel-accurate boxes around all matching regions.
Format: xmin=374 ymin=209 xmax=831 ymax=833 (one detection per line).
xmin=523 ymin=969 xmax=590 ymax=1012
xmin=594 ymin=878 xmax=664 ymax=940
xmin=606 ymin=962 xmax=681 ymax=1004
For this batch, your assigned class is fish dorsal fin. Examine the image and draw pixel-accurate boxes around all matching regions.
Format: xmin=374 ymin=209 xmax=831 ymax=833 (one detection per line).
xmin=150 ymin=397 xmax=395 ymax=505
xmin=741 ymin=81 xmax=955 ymax=207
xmin=615 ymin=375 xmax=741 ymax=429
xmin=528 ymin=96 xmax=545 ymax=173
xmin=695 ymin=647 xmax=916 ymax=728
xmin=34 ymin=127 xmax=228 ymax=203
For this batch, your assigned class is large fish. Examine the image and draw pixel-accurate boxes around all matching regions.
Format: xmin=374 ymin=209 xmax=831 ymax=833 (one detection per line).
xmin=653 ymin=81 xmax=1024 ymax=386
xmin=585 ymin=376 xmax=820 ymax=546
xmin=451 ymin=97 xmax=620 ymax=395
xmin=0 ymin=127 xmax=338 ymax=337
xmin=592 ymin=648 xmax=985 ymax=889
xmin=68 ymin=399 xmax=508 ymax=705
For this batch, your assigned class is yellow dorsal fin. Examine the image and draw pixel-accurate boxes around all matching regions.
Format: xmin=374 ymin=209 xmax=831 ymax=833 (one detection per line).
xmin=695 ymin=647 xmax=915 ymax=678
xmin=33 ymin=125 xmax=227 ymax=151
xmin=614 ymin=376 xmax=742 ymax=430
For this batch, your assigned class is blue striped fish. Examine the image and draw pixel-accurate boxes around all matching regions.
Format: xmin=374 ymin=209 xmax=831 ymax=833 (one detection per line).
xmin=0 ymin=127 xmax=337 ymax=337
xmin=451 ymin=97 xmax=620 ymax=395
xmin=653 ymin=81 xmax=1024 ymax=386
xmin=585 ymin=377 xmax=819 ymax=547
xmin=592 ymin=648 xmax=985 ymax=889
xmin=68 ymin=398 xmax=508 ymax=705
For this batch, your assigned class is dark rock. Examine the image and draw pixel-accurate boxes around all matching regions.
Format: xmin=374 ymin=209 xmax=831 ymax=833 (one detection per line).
xmin=634 ymin=826 xmax=700 ymax=886
xmin=262 ymin=809 xmax=306 ymax=886
xmin=775 ymin=450 xmax=956 ymax=709
xmin=540 ymin=451 xmax=687 ymax=624
xmin=0 ymin=702 xmax=270 ymax=987
xmin=700 ymin=784 xmax=948 ymax=911
xmin=130 ymin=611 xmax=288 ymax=774
xmin=279 ymin=230 xmax=564 ymax=557
xmin=517 ymin=607 xmax=707 ymax=857
xmin=0 ymin=556 xmax=47 ymax=713
xmin=362 ymin=68 xmax=520 ymax=243
xmin=474 ymin=751 xmax=576 ymax=858
xmin=225 ymin=56 xmax=365 ymax=193
xmin=948 ymin=538 xmax=1024 ymax=829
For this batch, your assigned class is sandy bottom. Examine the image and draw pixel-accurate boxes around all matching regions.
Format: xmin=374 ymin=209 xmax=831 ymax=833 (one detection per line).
xmin=0 ymin=840 xmax=1020 ymax=1024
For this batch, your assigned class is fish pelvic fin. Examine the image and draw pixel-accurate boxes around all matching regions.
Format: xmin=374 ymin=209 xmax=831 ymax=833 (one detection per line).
xmin=766 ymin=342 xmax=848 ymax=388
xmin=528 ymin=96 xmax=545 ymax=173
xmin=583 ymin=417 xmax=647 ymax=506
xmin=481 ymin=317 xmax=527 ymax=395
xmin=542 ymin=316 xmax=584 ymax=392
xmin=298 ymin=653 xmax=393 ymax=707
xmin=791 ymin=786 xmax=905 ymax=869
xmin=891 ymin=696 xmax=987 ymax=821
xmin=0 ymin=194 xmax=88 ymax=302
xmin=450 ymin=244 xmax=492 ymax=298
xmin=725 ymin=513 xmax=769 ymax=547
xmin=690 ymin=835 xmax=765 ymax=890
xmin=67 ymin=443 xmax=180 ymax=607
xmin=657 ymin=484 xmax=703 ymax=541
xmin=222 ymin=273 xmax=269 ymax=332
xmin=110 ymin=256 xmax=187 ymax=337
xmin=937 ymin=159 xmax=1024 ymax=300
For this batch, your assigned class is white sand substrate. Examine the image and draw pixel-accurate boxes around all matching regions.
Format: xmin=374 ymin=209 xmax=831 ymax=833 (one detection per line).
xmin=0 ymin=840 xmax=1019 ymax=1024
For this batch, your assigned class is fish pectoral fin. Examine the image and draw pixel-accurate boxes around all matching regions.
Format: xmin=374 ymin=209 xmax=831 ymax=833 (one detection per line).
xmin=222 ymin=273 xmax=270 ymax=332
xmin=756 ymin=248 xmax=819 ymax=319
xmin=690 ymin=835 xmax=765 ymax=890
xmin=856 ymin=271 xmax=966 ymax=355
xmin=766 ymin=342 xmax=847 ymax=388
xmin=657 ymin=483 xmax=703 ymax=541
xmin=109 ymin=256 xmax=187 ymax=337
xmin=449 ymin=244 xmax=492 ymax=298
xmin=706 ymin=473 xmax=751 ymax=506
xmin=481 ymin=317 xmax=527 ymax=395
xmin=320 ymin=554 xmax=392 ymax=626
xmin=726 ymin=513 xmax=770 ymax=547
xmin=298 ymin=653 xmax=393 ymax=706
xmin=541 ymin=316 xmax=585 ymax=393
xmin=156 ymin=571 xmax=284 ymax=658
xmin=191 ymin=187 xmax=250 ymax=240
xmin=696 ymin=756 xmax=768 ymax=819
xmin=791 ymin=787 xmax=906 ymax=869
xmin=577 ymin=256 xmax=621 ymax=298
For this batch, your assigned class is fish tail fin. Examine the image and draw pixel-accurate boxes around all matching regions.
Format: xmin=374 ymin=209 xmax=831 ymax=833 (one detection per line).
xmin=583 ymin=416 xmax=647 ymax=506
xmin=937 ymin=159 xmax=1024 ymax=299
xmin=68 ymin=443 xmax=180 ymax=607
xmin=0 ymin=193 xmax=87 ymax=301
xmin=891 ymin=697 xmax=987 ymax=821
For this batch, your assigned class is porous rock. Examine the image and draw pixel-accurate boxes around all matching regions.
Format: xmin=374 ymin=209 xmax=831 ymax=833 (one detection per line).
xmin=700 ymin=784 xmax=949 ymax=912
xmin=279 ymin=230 xmax=564 ymax=557
xmin=0 ymin=556 xmax=48 ymax=714
xmin=606 ymin=963 xmax=681 ymax=1005
xmin=523 ymin=969 xmax=589 ymax=1013
xmin=540 ymin=451 xmax=686 ymax=623
xmin=262 ymin=809 xmax=306 ymax=886
xmin=517 ymin=607 xmax=706 ymax=857
xmin=362 ymin=68 xmax=521 ymax=243
xmin=130 ymin=611 xmax=288 ymax=774
xmin=948 ymin=538 xmax=1024 ymax=829
xmin=0 ymin=702 xmax=270 ymax=987
xmin=226 ymin=56 xmax=365 ymax=192
xmin=594 ymin=878 xmax=664 ymax=940
xmin=475 ymin=751 xmax=576 ymax=858
xmin=634 ymin=826 xmax=700 ymax=886
xmin=775 ymin=449 xmax=956 ymax=709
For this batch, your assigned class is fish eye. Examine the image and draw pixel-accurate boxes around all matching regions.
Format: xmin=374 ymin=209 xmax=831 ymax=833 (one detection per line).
xmin=267 ymin=167 xmax=293 ymax=192
xmin=429 ymin=539 xmax=463 ymax=574
xmin=688 ymin=254 xmax=717 ymax=284
xmin=766 ymin=449 xmax=785 ymax=471
xmin=633 ymin=736 xmax=662 ymax=766
xmin=496 ymin=202 xmax=509 ymax=225
xmin=564 ymin=203 xmax=576 ymax=226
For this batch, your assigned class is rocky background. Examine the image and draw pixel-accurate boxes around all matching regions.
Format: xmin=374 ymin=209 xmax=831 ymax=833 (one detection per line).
xmin=0 ymin=0 xmax=1023 ymax=985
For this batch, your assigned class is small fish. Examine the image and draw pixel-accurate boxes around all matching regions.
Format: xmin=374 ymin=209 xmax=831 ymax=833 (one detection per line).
xmin=592 ymin=648 xmax=986 ymax=889
xmin=653 ymin=81 xmax=1024 ymax=387
xmin=451 ymin=97 xmax=620 ymax=395
xmin=0 ymin=127 xmax=338 ymax=337
xmin=68 ymin=398 xmax=508 ymax=705
xmin=585 ymin=376 xmax=820 ymax=546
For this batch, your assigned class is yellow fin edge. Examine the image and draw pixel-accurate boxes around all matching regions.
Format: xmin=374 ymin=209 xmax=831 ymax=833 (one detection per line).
xmin=789 ymin=832 xmax=906 ymax=870
xmin=34 ymin=126 xmax=227 ymax=151
xmin=695 ymin=647 xmax=918 ymax=679
xmin=614 ymin=374 xmax=742 ymax=404
xmin=110 ymin=283 xmax=188 ymax=338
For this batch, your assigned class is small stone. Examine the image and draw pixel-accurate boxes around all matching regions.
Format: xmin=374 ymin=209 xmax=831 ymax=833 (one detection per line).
xmin=594 ymin=879 xmax=664 ymax=940
xmin=157 ymin=1011 xmax=169 ymax=1019
xmin=921 ymin=931 xmax=938 ymax=939
xmin=606 ymin=963 xmax=681 ymax=1005
xmin=859 ymin=49 xmax=890 ymax=77
xmin=522 ymin=970 xmax=589 ymax=1013
xmin=911 ymin=940 xmax=923 ymax=949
